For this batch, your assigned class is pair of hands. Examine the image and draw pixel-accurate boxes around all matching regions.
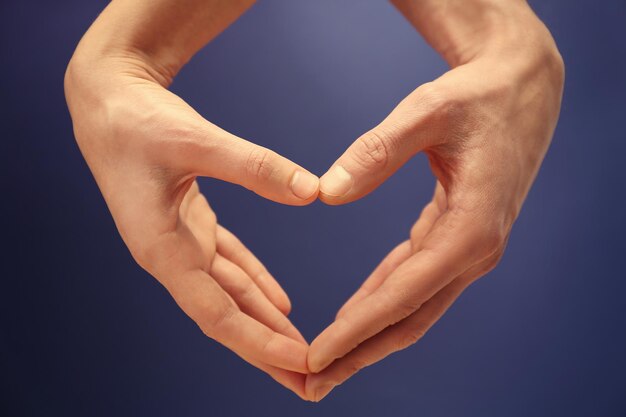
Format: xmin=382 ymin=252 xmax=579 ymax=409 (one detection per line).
xmin=65 ymin=0 xmax=563 ymax=402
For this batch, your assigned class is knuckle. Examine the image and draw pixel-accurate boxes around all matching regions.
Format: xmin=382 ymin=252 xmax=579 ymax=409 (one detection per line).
xmin=418 ymin=82 xmax=467 ymax=133
xmin=352 ymin=130 xmax=391 ymax=169
xmin=483 ymin=247 xmax=506 ymax=275
xmin=482 ymin=259 xmax=499 ymax=275
xmin=274 ymin=316 xmax=293 ymax=335
xmin=127 ymin=239 xmax=163 ymax=275
xmin=156 ymin=125 xmax=213 ymax=164
xmin=399 ymin=298 xmax=422 ymax=318
xmin=416 ymin=83 xmax=447 ymax=111
xmin=382 ymin=288 xmax=422 ymax=320
xmin=231 ymin=280 xmax=257 ymax=303
xmin=131 ymin=246 xmax=152 ymax=272
xmin=200 ymin=304 xmax=237 ymax=338
xmin=206 ymin=207 xmax=218 ymax=224
xmin=260 ymin=332 xmax=279 ymax=356
xmin=226 ymin=245 xmax=247 ymax=262
xmin=278 ymin=298 xmax=292 ymax=316
xmin=130 ymin=232 xmax=179 ymax=274
xmin=245 ymin=148 xmax=276 ymax=182
xmin=160 ymin=271 xmax=239 ymax=340
xmin=450 ymin=205 xmax=510 ymax=263
xmin=344 ymin=357 xmax=369 ymax=375
xmin=476 ymin=225 xmax=507 ymax=258
xmin=397 ymin=327 xmax=426 ymax=351
xmin=410 ymin=202 xmax=438 ymax=241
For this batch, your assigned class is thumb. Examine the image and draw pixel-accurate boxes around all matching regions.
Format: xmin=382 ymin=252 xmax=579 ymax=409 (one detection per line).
xmin=181 ymin=122 xmax=319 ymax=206
xmin=319 ymin=84 xmax=441 ymax=205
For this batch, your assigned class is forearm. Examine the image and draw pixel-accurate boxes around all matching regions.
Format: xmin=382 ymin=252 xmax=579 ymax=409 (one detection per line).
xmin=69 ymin=0 xmax=255 ymax=86
xmin=390 ymin=0 xmax=561 ymax=68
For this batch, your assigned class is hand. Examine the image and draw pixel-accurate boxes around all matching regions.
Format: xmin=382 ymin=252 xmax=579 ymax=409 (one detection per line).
xmin=64 ymin=50 xmax=319 ymax=399
xmin=306 ymin=0 xmax=564 ymax=400
xmin=65 ymin=0 xmax=322 ymax=399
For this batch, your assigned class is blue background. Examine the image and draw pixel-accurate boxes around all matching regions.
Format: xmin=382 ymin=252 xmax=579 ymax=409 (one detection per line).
xmin=2 ymin=0 xmax=625 ymax=416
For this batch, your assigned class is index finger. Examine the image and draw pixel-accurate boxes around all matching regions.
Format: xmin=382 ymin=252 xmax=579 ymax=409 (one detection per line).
xmin=308 ymin=209 xmax=496 ymax=372
xmin=169 ymin=268 xmax=309 ymax=373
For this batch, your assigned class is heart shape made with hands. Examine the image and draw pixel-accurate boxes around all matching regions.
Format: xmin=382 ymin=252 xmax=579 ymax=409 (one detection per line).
xmin=67 ymin=24 xmax=561 ymax=404
xmin=63 ymin=0 xmax=563 ymax=404
xmin=69 ymin=63 xmax=544 ymax=404
xmin=68 ymin=60 xmax=559 ymax=405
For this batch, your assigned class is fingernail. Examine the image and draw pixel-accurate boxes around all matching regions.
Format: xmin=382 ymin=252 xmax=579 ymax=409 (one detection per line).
xmin=320 ymin=165 xmax=353 ymax=197
xmin=314 ymin=384 xmax=335 ymax=402
xmin=290 ymin=171 xmax=319 ymax=200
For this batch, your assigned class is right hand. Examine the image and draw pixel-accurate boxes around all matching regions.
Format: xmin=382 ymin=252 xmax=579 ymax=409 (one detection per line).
xmin=64 ymin=53 xmax=319 ymax=399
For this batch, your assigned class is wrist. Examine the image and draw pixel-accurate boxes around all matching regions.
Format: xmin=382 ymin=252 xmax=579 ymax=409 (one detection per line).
xmin=68 ymin=24 xmax=180 ymax=90
xmin=66 ymin=0 xmax=255 ymax=91
xmin=392 ymin=0 xmax=561 ymax=70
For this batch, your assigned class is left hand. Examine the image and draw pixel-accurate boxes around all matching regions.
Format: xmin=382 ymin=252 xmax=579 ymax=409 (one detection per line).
xmin=305 ymin=1 xmax=564 ymax=401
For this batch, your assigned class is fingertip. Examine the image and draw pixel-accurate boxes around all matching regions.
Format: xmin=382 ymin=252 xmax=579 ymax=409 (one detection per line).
xmin=276 ymin=295 xmax=292 ymax=316
xmin=305 ymin=374 xmax=336 ymax=402
xmin=318 ymin=192 xmax=349 ymax=206
xmin=334 ymin=304 xmax=350 ymax=321
xmin=283 ymin=315 xmax=308 ymax=345
xmin=289 ymin=170 xmax=320 ymax=203
xmin=307 ymin=340 xmax=332 ymax=374
xmin=318 ymin=165 xmax=353 ymax=205
xmin=242 ymin=354 xmax=310 ymax=401
xmin=283 ymin=374 xmax=310 ymax=402
xmin=307 ymin=359 xmax=329 ymax=375
xmin=252 ymin=269 xmax=293 ymax=315
xmin=313 ymin=384 xmax=335 ymax=402
xmin=262 ymin=276 xmax=292 ymax=315
xmin=279 ymin=315 xmax=307 ymax=344
xmin=288 ymin=340 xmax=311 ymax=374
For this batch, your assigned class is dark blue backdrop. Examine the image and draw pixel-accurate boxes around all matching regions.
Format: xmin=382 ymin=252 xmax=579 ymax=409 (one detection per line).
xmin=2 ymin=1 xmax=625 ymax=416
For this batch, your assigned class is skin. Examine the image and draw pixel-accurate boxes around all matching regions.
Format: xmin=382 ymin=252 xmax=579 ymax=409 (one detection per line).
xmin=65 ymin=0 xmax=319 ymax=400
xmin=65 ymin=0 xmax=563 ymax=403
xmin=306 ymin=0 xmax=564 ymax=401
